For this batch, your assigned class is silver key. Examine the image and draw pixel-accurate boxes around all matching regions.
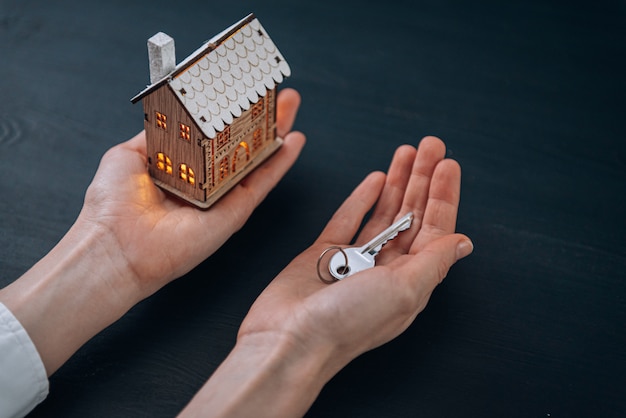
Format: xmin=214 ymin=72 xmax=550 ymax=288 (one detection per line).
xmin=328 ymin=212 xmax=414 ymax=280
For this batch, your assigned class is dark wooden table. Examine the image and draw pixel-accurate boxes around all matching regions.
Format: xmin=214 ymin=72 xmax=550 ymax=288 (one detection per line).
xmin=1 ymin=0 xmax=625 ymax=416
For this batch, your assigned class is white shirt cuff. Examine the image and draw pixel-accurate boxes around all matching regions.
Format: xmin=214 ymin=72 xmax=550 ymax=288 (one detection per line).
xmin=0 ymin=302 xmax=49 ymax=418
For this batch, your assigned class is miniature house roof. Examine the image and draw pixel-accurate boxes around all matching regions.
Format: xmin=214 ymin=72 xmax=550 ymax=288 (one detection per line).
xmin=131 ymin=14 xmax=291 ymax=139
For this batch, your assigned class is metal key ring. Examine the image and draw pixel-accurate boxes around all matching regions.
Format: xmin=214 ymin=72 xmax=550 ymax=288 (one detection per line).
xmin=317 ymin=246 xmax=348 ymax=284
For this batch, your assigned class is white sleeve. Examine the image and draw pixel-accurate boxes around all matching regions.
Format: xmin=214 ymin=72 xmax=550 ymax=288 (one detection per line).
xmin=0 ymin=302 xmax=49 ymax=418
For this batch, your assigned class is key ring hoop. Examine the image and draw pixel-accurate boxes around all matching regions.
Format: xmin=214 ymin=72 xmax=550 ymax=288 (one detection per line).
xmin=317 ymin=246 xmax=348 ymax=284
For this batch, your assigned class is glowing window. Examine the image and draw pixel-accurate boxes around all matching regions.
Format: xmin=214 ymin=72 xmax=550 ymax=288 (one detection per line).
xmin=252 ymin=99 xmax=264 ymax=120
xmin=156 ymin=152 xmax=172 ymax=175
xmin=156 ymin=112 xmax=167 ymax=130
xmin=217 ymin=126 xmax=230 ymax=149
xmin=179 ymin=123 xmax=191 ymax=142
xmin=253 ymin=128 xmax=263 ymax=150
xmin=179 ymin=164 xmax=195 ymax=185
xmin=219 ymin=156 xmax=229 ymax=180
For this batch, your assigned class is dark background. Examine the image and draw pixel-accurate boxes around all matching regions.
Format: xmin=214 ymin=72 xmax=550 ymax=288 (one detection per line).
xmin=1 ymin=0 xmax=625 ymax=416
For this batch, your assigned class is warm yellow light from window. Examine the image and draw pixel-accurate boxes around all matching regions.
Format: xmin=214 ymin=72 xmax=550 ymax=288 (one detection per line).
xmin=188 ymin=168 xmax=195 ymax=185
xmin=156 ymin=112 xmax=167 ymax=130
xmin=179 ymin=163 xmax=195 ymax=185
xmin=179 ymin=123 xmax=190 ymax=141
xmin=220 ymin=157 xmax=229 ymax=180
xmin=157 ymin=152 xmax=172 ymax=174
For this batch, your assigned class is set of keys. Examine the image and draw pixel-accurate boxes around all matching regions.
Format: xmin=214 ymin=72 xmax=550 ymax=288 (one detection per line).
xmin=317 ymin=212 xmax=414 ymax=283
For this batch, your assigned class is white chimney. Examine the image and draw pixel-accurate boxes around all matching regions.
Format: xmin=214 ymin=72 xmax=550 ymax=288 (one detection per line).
xmin=147 ymin=32 xmax=175 ymax=84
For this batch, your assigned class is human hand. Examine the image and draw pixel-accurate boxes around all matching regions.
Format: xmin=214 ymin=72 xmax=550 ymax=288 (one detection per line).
xmin=78 ymin=88 xmax=305 ymax=299
xmin=0 ymin=89 xmax=303 ymax=377
xmin=179 ymin=136 xmax=473 ymax=417
xmin=239 ymin=136 xmax=472 ymax=373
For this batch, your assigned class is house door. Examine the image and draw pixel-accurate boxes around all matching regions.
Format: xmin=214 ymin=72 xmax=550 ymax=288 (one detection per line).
xmin=232 ymin=141 xmax=250 ymax=173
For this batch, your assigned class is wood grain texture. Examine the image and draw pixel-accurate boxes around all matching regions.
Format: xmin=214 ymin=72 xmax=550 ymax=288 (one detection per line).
xmin=137 ymin=15 xmax=287 ymax=208
xmin=0 ymin=0 xmax=625 ymax=417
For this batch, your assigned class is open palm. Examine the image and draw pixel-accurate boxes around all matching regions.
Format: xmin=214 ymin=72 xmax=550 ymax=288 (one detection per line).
xmin=238 ymin=136 xmax=472 ymax=371
xmin=77 ymin=89 xmax=305 ymax=298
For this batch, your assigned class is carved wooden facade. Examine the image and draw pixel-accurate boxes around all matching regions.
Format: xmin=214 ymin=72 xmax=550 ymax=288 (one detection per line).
xmin=131 ymin=14 xmax=290 ymax=208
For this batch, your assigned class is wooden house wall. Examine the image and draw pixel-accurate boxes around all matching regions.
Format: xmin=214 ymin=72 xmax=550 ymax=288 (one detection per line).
xmin=266 ymin=88 xmax=277 ymax=142
xmin=142 ymin=86 xmax=280 ymax=206
xmin=205 ymin=88 xmax=278 ymax=197
xmin=143 ymin=86 xmax=206 ymax=203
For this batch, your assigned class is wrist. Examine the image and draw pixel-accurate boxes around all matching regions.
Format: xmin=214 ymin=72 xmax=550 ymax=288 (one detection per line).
xmin=180 ymin=331 xmax=340 ymax=417
xmin=68 ymin=216 xmax=145 ymax=306
xmin=0 ymin=217 xmax=142 ymax=375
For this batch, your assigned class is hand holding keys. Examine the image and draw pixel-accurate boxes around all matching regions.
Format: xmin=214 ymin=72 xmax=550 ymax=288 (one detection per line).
xmin=318 ymin=212 xmax=414 ymax=283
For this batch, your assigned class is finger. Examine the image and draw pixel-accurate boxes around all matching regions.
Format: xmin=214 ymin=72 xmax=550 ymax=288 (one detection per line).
xmin=395 ymin=233 xmax=473 ymax=311
xmin=356 ymin=145 xmax=416 ymax=245
xmin=120 ymin=130 xmax=148 ymax=156
xmin=95 ymin=132 xmax=152 ymax=190
xmin=393 ymin=136 xmax=447 ymax=248
xmin=276 ymin=88 xmax=301 ymax=138
xmin=411 ymin=158 xmax=461 ymax=253
xmin=316 ymin=171 xmax=387 ymax=245
xmin=214 ymin=130 xmax=306 ymax=227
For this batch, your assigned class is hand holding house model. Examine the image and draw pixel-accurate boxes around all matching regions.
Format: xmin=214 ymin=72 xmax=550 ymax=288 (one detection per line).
xmin=131 ymin=14 xmax=291 ymax=208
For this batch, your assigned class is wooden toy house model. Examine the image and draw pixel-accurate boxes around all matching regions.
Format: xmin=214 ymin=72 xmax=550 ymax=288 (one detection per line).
xmin=131 ymin=14 xmax=291 ymax=208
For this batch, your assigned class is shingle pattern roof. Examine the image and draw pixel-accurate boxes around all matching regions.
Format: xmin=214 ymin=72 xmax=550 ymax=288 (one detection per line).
xmin=168 ymin=18 xmax=290 ymax=139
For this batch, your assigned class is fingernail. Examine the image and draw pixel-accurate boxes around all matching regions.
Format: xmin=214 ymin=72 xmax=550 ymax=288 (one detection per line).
xmin=456 ymin=239 xmax=474 ymax=260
